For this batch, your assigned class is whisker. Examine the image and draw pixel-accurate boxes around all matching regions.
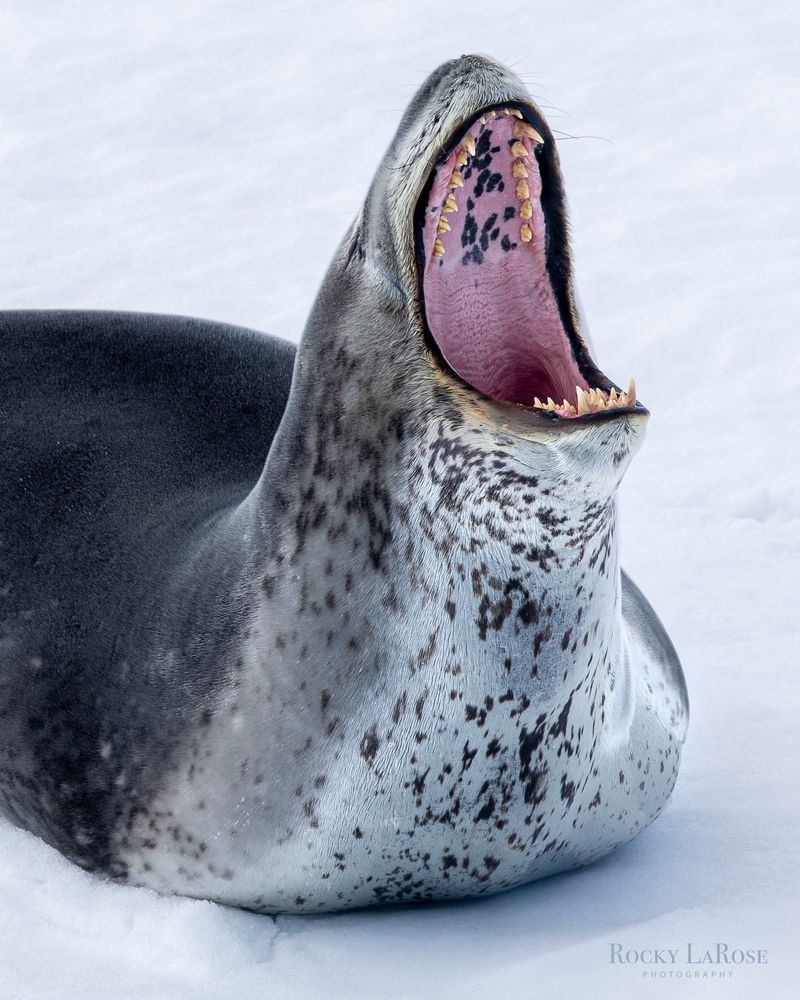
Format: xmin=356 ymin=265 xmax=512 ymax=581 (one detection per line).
xmin=552 ymin=134 xmax=615 ymax=145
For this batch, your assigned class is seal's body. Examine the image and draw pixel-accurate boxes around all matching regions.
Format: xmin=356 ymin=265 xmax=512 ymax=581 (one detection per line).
xmin=0 ymin=312 xmax=293 ymax=877
xmin=0 ymin=55 xmax=687 ymax=913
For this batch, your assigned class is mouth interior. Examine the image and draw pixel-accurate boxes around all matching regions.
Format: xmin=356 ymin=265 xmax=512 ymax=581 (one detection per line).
xmin=417 ymin=107 xmax=634 ymax=419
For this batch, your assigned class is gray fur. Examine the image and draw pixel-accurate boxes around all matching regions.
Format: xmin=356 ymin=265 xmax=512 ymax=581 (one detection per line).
xmin=0 ymin=55 xmax=687 ymax=913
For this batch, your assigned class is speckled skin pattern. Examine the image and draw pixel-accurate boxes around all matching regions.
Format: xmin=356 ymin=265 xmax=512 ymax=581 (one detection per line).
xmin=0 ymin=56 xmax=687 ymax=913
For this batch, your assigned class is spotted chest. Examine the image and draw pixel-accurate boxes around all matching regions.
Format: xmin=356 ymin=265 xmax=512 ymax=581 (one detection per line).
xmin=115 ymin=383 xmax=680 ymax=912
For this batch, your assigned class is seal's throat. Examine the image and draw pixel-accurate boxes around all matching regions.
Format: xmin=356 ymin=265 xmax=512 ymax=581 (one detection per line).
xmin=416 ymin=105 xmax=635 ymax=420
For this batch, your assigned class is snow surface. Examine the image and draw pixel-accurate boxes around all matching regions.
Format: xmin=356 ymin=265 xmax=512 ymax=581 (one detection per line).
xmin=1 ymin=1 xmax=799 ymax=997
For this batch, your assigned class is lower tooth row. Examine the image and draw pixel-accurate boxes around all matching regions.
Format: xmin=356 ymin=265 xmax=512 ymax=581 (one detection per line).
xmin=533 ymin=380 xmax=637 ymax=416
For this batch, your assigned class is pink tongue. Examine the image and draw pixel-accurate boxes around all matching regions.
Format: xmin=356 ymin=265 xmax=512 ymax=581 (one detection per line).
xmin=422 ymin=114 xmax=587 ymax=406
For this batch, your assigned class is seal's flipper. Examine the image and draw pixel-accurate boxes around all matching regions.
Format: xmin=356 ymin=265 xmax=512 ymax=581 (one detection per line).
xmin=622 ymin=570 xmax=689 ymax=743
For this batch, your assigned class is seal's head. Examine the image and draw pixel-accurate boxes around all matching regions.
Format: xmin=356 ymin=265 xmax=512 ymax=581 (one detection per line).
xmin=296 ymin=53 xmax=648 ymax=498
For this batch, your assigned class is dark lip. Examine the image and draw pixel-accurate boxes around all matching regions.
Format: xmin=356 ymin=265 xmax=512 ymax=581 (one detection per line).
xmin=413 ymin=100 xmax=649 ymax=424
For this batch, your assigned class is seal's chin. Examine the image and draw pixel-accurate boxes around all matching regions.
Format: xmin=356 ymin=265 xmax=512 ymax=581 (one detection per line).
xmin=416 ymin=104 xmax=638 ymax=421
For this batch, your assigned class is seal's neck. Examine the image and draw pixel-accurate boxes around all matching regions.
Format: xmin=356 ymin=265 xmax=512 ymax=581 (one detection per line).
xmin=249 ymin=266 xmax=642 ymax=697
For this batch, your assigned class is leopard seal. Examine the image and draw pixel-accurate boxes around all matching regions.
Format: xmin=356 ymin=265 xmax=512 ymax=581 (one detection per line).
xmin=0 ymin=54 xmax=688 ymax=913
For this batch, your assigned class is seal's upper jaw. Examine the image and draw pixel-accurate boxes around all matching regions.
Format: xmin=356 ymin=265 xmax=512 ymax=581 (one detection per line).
xmin=410 ymin=75 xmax=646 ymax=423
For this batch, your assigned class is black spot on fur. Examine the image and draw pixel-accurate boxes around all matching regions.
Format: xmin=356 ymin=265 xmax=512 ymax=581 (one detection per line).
xmin=360 ymin=726 xmax=380 ymax=764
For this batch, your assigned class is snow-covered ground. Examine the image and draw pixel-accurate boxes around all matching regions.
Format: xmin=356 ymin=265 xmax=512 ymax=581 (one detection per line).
xmin=1 ymin=1 xmax=799 ymax=997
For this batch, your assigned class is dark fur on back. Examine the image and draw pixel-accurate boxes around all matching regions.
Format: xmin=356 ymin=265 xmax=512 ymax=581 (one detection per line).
xmin=0 ymin=311 xmax=294 ymax=873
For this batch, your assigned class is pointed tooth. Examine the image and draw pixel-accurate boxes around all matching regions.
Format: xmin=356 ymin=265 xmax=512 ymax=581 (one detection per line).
xmin=546 ymin=397 xmax=557 ymax=410
xmin=627 ymin=378 xmax=636 ymax=405
xmin=519 ymin=200 xmax=533 ymax=220
xmin=455 ymin=149 xmax=468 ymax=167
xmin=520 ymin=223 xmax=532 ymax=243
xmin=576 ymin=386 xmax=591 ymax=416
xmin=533 ymin=397 xmax=543 ymax=408
xmin=514 ymin=120 xmax=544 ymax=144
xmin=509 ymin=108 xmax=523 ymax=118
xmin=463 ymin=134 xmax=476 ymax=157
xmin=512 ymin=160 xmax=528 ymax=178
xmin=443 ymin=193 xmax=458 ymax=213
xmin=437 ymin=217 xmax=451 ymax=233
xmin=516 ymin=179 xmax=530 ymax=199
xmin=510 ymin=140 xmax=528 ymax=158
xmin=479 ymin=115 xmax=486 ymax=124
xmin=432 ymin=239 xmax=445 ymax=258
xmin=609 ymin=387 xmax=619 ymax=406
xmin=448 ymin=171 xmax=464 ymax=189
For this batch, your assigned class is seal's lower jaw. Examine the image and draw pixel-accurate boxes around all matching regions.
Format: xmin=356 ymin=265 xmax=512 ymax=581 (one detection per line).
xmin=415 ymin=104 xmax=643 ymax=422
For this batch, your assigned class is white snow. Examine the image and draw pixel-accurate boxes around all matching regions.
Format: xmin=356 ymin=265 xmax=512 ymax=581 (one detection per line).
xmin=1 ymin=1 xmax=799 ymax=997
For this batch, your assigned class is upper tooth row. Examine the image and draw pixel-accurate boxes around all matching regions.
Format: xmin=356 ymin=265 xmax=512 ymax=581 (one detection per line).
xmin=533 ymin=380 xmax=637 ymax=416
xmin=510 ymin=120 xmax=543 ymax=246
xmin=479 ymin=108 xmax=523 ymax=123
xmin=477 ymin=108 xmax=544 ymax=141
xmin=432 ymin=110 xmax=545 ymax=259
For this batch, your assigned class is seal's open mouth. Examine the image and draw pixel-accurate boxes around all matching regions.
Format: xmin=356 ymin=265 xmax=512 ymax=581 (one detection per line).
xmin=415 ymin=104 xmax=638 ymax=420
